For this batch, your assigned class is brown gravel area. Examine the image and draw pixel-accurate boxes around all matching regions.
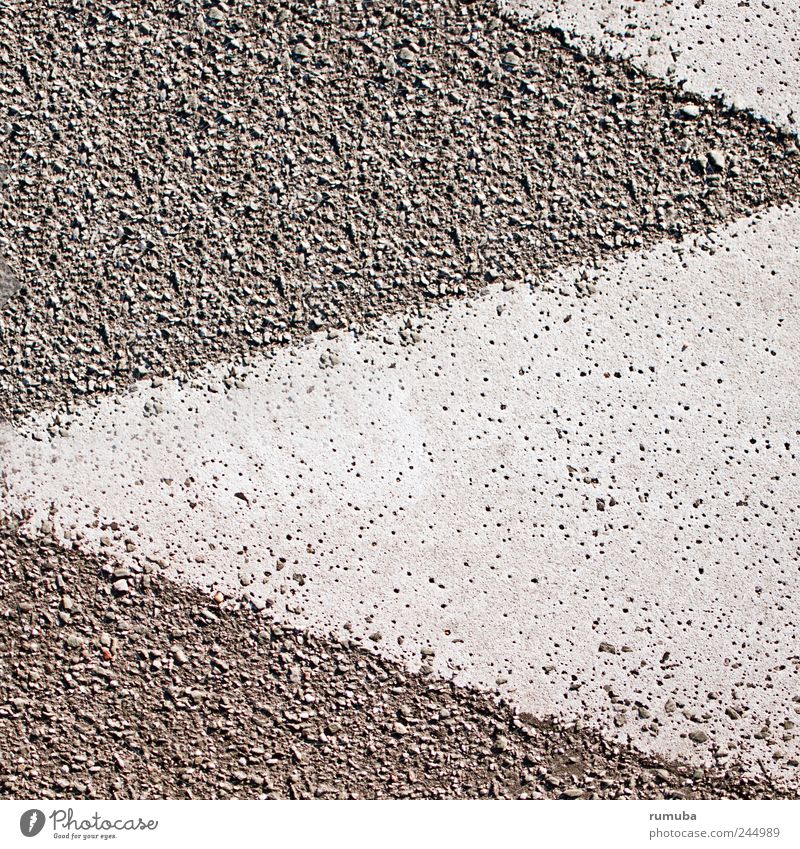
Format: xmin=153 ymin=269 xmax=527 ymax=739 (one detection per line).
xmin=2 ymin=0 xmax=800 ymax=420
xmin=2 ymin=0 xmax=799 ymax=803
xmin=0 ymin=521 xmax=791 ymax=800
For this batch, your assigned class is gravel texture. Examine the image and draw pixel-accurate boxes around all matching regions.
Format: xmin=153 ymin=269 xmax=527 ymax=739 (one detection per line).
xmin=0 ymin=520 xmax=789 ymax=800
xmin=2 ymin=0 xmax=800 ymax=420
xmin=2 ymin=0 xmax=800 ymax=803
xmin=6 ymin=206 xmax=799 ymax=782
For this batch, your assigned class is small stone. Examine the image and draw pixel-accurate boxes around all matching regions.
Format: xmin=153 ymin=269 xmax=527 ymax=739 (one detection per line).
xmin=598 ymin=641 xmax=617 ymax=654
xmin=707 ymin=149 xmax=726 ymax=171
xmin=494 ymin=735 xmax=509 ymax=752
xmin=292 ymin=43 xmax=312 ymax=60
xmin=678 ymin=104 xmax=700 ymax=119
xmin=561 ymin=788 xmax=584 ymax=799
xmin=112 ymin=579 xmax=130 ymax=594
xmin=397 ymin=48 xmax=415 ymax=63
xmin=689 ymin=730 xmax=709 ymax=744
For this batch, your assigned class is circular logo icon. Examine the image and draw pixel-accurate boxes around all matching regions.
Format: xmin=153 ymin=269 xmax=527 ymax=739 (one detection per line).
xmin=20 ymin=810 xmax=46 ymax=837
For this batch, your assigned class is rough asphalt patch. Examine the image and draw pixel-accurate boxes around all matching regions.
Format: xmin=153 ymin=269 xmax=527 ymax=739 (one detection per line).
xmin=2 ymin=0 xmax=800 ymax=420
xmin=0 ymin=523 xmax=788 ymax=800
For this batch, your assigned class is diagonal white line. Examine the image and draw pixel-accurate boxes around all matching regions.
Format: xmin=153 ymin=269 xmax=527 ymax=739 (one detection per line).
xmin=3 ymin=204 xmax=799 ymax=780
xmin=510 ymin=0 xmax=800 ymax=129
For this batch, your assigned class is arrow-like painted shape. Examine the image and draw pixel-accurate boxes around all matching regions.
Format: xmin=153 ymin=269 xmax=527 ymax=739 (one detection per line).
xmin=3 ymin=205 xmax=799 ymax=779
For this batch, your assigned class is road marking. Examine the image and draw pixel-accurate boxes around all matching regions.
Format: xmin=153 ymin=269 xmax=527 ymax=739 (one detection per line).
xmin=510 ymin=0 xmax=800 ymax=128
xmin=4 ymin=204 xmax=799 ymax=778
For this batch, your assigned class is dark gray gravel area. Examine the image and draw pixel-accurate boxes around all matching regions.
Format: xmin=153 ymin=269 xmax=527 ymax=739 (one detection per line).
xmin=2 ymin=0 xmax=800 ymax=420
xmin=0 ymin=520 xmax=791 ymax=800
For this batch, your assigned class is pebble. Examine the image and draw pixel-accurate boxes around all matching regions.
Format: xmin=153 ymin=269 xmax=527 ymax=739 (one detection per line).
xmin=561 ymin=788 xmax=584 ymax=799
xmin=707 ymin=149 xmax=726 ymax=171
xmin=292 ymin=43 xmax=312 ymax=60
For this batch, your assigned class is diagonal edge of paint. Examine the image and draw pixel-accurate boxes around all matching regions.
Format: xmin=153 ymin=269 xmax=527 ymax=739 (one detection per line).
xmin=2 ymin=205 xmax=800 ymax=783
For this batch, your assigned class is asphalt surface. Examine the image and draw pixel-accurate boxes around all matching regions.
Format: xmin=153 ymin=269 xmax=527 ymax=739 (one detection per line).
xmin=4 ymin=204 xmax=800 ymax=784
xmin=1 ymin=0 xmax=799 ymax=801
xmin=0 ymin=520 xmax=788 ymax=800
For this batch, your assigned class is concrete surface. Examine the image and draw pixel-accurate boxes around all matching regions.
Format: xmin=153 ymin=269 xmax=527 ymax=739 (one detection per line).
xmin=3 ymin=203 xmax=799 ymax=779
xmin=509 ymin=0 xmax=800 ymax=128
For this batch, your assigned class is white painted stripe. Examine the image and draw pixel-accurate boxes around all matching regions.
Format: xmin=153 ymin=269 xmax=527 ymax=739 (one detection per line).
xmin=508 ymin=0 xmax=800 ymax=129
xmin=3 ymin=205 xmax=799 ymax=778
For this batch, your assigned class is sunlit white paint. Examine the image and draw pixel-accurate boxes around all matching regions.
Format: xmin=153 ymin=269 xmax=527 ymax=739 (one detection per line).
xmin=3 ymin=205 xmax=799 ymax=780
xmin=508 ymin=0 xmax=800 ymax=129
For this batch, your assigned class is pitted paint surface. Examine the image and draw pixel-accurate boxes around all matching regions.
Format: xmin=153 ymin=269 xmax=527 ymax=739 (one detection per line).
xmin=3 ymin=205 xmax=799 ymax=778
xmin=510 ymin=0 xmax=800 ymax=128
